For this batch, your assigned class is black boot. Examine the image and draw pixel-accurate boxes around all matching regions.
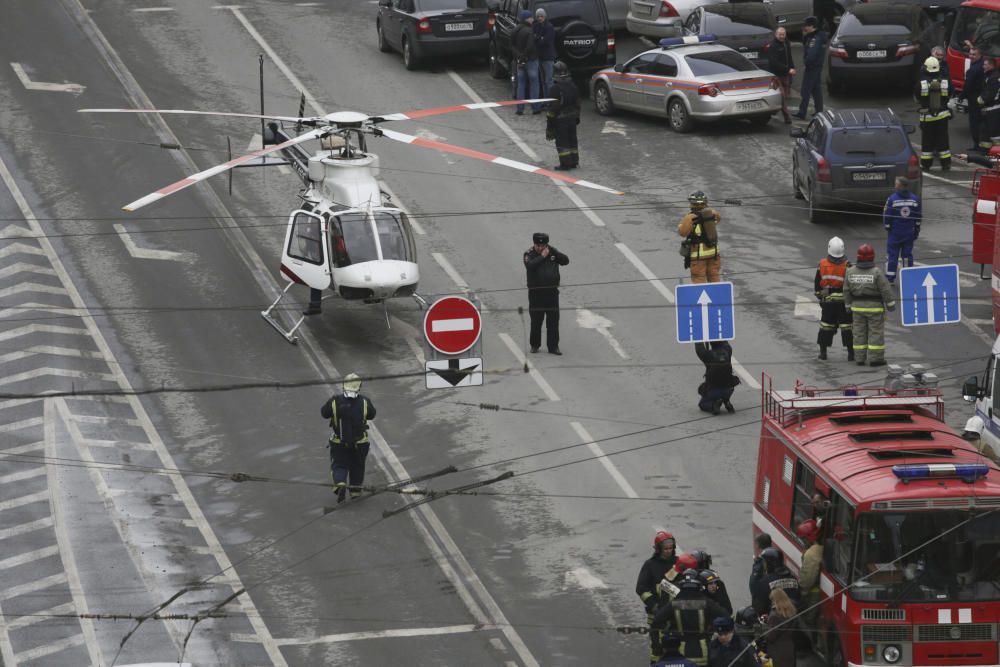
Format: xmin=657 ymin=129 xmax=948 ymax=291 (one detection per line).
xmin=847 ymin=347 xmax=855 ymax=361
xmin=712 ymin=399 xmax=722 ymax=416
xmin=818 ymin=345 xmax=828 ymax=360
xmin=724 ymin=400 xmax=735 ymax=414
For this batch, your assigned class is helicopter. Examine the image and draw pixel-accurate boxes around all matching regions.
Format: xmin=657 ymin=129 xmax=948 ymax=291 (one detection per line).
xmin=78 ymin=102 xmax=622 ymax=343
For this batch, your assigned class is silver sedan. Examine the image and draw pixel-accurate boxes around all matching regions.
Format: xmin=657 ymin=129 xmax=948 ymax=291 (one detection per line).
xmin=590 ymin=40 xmax=783 ymax=132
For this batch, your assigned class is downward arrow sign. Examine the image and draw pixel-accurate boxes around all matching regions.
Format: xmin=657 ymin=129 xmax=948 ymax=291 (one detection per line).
xmin=434 ymin=358 xmax=479 ymax=387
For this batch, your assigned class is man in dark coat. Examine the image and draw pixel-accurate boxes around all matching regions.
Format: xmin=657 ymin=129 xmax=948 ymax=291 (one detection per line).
xmin=963 ymin=47 xmax=986 ymax=149
xmin=524 ymin=232 xmax=569 ymax=354
xmin=793 ymin=17 xmax=828 ymax=120
xmin=545 ymin=60 xmax=580 ymax=170
xmin=320 ymin=373 xmax=377 ymax=503
xmin=766 ymin=26 xmax=796 ymax=123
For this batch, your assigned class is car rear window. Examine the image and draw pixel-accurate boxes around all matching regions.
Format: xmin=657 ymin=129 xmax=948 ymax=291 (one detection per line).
xmin=703 ymin=11 xmax=773 ymax=37
xmin=536 ymin=0 xmax=603 ymax=24
xmin=838 ymin=11 xmax=912 ymax=36
xmin=418 ymin=0 xmax=486 ymax=8
xmin=684 ymin=50 xmax=758 ymax=76
xmin=830 ymin=128 xmax=908 ymax=155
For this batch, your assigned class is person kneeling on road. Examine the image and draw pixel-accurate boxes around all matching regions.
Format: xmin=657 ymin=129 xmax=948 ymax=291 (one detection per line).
xmin=695 ymin=341 xmax=740 ymax=415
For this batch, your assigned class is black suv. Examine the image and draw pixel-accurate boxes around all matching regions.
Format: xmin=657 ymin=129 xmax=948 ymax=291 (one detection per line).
xmin=488 ymin=0 xmax=615 ymax=87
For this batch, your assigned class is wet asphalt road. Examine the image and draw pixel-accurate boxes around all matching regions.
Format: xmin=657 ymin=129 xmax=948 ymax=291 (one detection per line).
xmin=0 ymin=1 xmax=993 ymax=665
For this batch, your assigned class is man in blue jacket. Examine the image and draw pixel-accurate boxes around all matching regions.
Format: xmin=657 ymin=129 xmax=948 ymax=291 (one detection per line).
xmin=883 ymin=176 xmax=922 ymax=284
xmin=793 ymin=17 xmax=827 ymax=120
xmin=533 ymin=7 xmax=556 ymax=98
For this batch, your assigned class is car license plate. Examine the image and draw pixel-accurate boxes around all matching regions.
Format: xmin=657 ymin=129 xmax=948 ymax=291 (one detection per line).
xmin=856 ymin=50 xmax=887 ymax=58
xmin=742 ymin=51 xmax=759 ymax=60
xmin=736 ymin=101 xmax=765 ymax=112
xmin=852 ymin=171 xmax=886 ymax=182
xmin=445 ymin=22 xmax=474 ymax=31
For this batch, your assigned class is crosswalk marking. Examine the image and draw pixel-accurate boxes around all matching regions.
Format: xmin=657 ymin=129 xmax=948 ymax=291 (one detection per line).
xmin=0 ymin=416 xmax=44 ymax=433
xmin=0 ymin=572 xmax=67 ymax=601
xmin=0 ymin=490 xmax=49 ymax=513
xmin=0 ymin=545 xmax=59 ymax=570
xmin=6 ymin=602 xmax=75 ymax=631
xmin=13 ymin=632 xmax=86 ymax=662
xmin=0 ymin=324 xmax=88 ymax=344
xmin=0 ymin=516 xmax=54 ymax=541
xmin=0 ymin=468 xmax=47 ymax=485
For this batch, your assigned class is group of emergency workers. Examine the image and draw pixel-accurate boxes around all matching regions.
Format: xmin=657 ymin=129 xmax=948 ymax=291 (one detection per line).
xmin=637 ymin=520 xmax=824 ymax=667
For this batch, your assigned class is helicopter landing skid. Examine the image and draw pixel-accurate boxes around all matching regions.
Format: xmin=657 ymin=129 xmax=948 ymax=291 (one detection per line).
xmin=260 ymin=281 xmax=305 ymax=344
xmin=412 ymin=293 xmax=428 ymax=309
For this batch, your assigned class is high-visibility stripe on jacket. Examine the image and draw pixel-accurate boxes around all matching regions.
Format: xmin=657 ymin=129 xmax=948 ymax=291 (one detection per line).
xmin=329 ymin=396 xmax=371 ymax=446
xmin=918 ymin=77 xmax=951 ymax=122
xmin=678 ymin=211 xmax=720 ymax=260
xmin=818 ymin=258 xmax=847 ymax=289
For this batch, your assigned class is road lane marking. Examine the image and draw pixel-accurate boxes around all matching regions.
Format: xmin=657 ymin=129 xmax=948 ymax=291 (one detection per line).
xmin=565 ymin=566 xmax=608 ymax=589
xmin=10 ymin=63 xmax=86 ymax=94
xmin=131 ymin=6 xmax=175 ymax=11
xmin=570 ymin=421 xmax=638 ymax=498
xmin=794 ymin=294 xmax=821 ymax=319
xmin=233 ymin=624 xmax=490 ymax=646
xmin=0 ymin=262 xmax=56 ymax=279
xmin=498 ymin=332 xmax=561 ymax=402
xmin=431 ymin=252 xmax=468 ymax=289
xmin=614 ymin=243 xmax=761 ymax=389
xmin=557 ymin=182 xmax=605 ymax=226
xmin=575 ymin=308 xmax=628 ymax=359
xmin=113 ymin=223 xmax=191 ymax=261
xmin=221 ymin=12 xmax=543 ymax=666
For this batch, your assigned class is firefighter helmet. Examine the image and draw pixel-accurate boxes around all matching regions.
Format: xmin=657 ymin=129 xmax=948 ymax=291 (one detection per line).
xmin=688 ymin=190 xmax=708 ymax=210
xmin=674 ymin=552 xmax=699 ymax=573
xmin=828 ymin=236 xmax=845 ymax=258
xmin=654 ymin=530 xmax=676 ymax=551
xmin=689 ymin=548 xmax=712 ymax=570
xmin=796 ymin=519 xmax=820 ymax=543
xmin=679 ymin=569 xmax=704 ymax=591
xmin=760 ymin=547 xmax=783 ymax=572
xmin=857 ymin=243 xmax=875 ymax=262
xmin=342 ymin=372 xmax=362 ymax=398
xmin=699 ymin=569 xmax=721 ymax=588
xmin=924 ymin=56 xmax=940 ymax=73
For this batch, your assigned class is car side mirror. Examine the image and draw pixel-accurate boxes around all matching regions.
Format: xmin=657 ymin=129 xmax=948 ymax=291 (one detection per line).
xmin=904 ymin=124 xmax=916 ymax=134
xmin=962 ymin=376 xmax=983 ymax=402
xmin=789 ymin=127 xmax=805 ymax=138
xmin=613 ymin=63 xmax=624 ymax=73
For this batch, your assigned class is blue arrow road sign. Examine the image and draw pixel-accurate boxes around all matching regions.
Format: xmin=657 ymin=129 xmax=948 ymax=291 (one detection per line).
xmin=899 ymin=264 xmax=961 ymax=327
xmin=675 ymin=281 xmax=735 ymax=343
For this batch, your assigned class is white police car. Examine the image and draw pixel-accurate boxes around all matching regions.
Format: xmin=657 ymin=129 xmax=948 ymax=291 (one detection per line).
xmin=590 ymin=35 xmax=782 ymax=132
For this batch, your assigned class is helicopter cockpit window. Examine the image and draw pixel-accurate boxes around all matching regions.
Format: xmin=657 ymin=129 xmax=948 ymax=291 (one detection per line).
xmin=373 ymin=211 xmax=414 ymax=262
xmin=336 ymin=212 xmax=379 ymax=265
xmin=287 ymin=211 xmax=324 ymax=265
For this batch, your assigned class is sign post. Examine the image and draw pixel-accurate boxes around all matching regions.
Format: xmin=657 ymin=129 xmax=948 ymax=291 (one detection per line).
xmin=423 ymin=296 xmax=484 ymax=388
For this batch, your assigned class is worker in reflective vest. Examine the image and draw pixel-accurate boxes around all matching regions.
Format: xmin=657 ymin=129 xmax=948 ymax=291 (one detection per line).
xmin=320 ymin=373 xmax=376 ymax=503
xmin=814 ymin=236 xmax=853 ymax=361
xmin=917 ymin=56 xmax=952 ymax=170
xmin=678 ymin=191 xmax=721 ymax=284
xmin=844 ymin=244 xmax=895 ymax=367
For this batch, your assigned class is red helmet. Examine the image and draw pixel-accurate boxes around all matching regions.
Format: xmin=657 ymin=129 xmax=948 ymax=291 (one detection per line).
xmin=796 ymin=519 xmax=820 ymax=543
xmin=989 ymin=145 xmax=1000 ymax=160
xmin=654 ymin=531 xmax=676 ymax=550
xmin=674 ymin=553 xmax=699 ymax=573
xmin=857 ymin=243 xmax=875 ymax=262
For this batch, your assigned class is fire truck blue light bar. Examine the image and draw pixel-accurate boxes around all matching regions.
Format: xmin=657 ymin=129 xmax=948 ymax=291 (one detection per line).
xmin=892 ymin=463 xmax=990 ymax=480
xmin=659 ymin=34 xmax=718 ymax=48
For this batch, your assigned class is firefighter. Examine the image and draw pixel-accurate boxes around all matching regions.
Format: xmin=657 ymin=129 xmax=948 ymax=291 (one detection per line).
xmin=320 ymin=373 xmax=376 ymax=503
xmin=796 ymin=519 xmax=824 ymax=647
xmin=844 ymin=244 xmax=895 ymax=367
xmin=917 ymin=56 xmax=952 ymax=170
xmin=678 ymin=191 xmax=721 ymax=283
xmin=651 ymin=570 xmax=730 ymax=666
xmin=814 ymin=236 xmax=853 ymax=361
xmin=638 ymin=531 xmax=679 ymax=662
xmin=750 ymin=548 xmax=799 ymax=615
xmin=545 ymin=60 xmax=580 ymax=170
xmin=883 ymin=176 xmax=921 ymax=285
xmin=979 ymin=57 xmax=1000 ymax=152
xmin=700 ymin=570 xmax=733 ymax=615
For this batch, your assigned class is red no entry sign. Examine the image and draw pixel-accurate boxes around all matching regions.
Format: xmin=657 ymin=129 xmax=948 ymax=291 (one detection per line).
xmin=423 ymin=296 xmax=482 ymax=355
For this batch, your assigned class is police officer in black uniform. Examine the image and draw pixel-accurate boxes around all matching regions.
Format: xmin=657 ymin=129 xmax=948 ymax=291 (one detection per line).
xmin=545 ymin=61 xmax=580 ymax=170
xmin=524 ymin=232 xmax=569 ymax=355
xmin=320 ymin=373 xmax=377 ymax=503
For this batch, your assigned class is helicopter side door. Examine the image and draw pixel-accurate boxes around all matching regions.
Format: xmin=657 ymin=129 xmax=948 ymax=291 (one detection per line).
xmin=280 ymin=209 xmax=331 ymax=290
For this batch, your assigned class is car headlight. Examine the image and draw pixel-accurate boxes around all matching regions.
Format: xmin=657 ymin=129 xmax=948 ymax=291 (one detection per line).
xmin=883 ymin=645 xmax=901 ymax=664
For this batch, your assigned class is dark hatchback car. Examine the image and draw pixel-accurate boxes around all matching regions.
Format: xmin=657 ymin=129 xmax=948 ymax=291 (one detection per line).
xmin=790 ymin=109 xmax=920 ymax=223
xmin=376 ymin=0 xmax=491 ymax=70
xmin=682 ymin=3 xmax=779 ymax=70
xmin=489 ymin=0 xmax=615 ymax=87
xmin=827 ymin=3 xmax=940 ymax=92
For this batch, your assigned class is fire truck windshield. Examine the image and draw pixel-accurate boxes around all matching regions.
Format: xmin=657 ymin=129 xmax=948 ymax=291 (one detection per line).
xmin=849 ymin=511 xmax=1000 ymax=602
xmin=951 ymin=6 xmax=1000 ymax=56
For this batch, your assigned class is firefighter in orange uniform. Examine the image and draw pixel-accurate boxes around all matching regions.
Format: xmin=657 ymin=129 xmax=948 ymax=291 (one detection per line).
xmin=678 ymin=191 xmax=721 ymax=284
xmin=814 ymin=236 xmax=853 ymax=361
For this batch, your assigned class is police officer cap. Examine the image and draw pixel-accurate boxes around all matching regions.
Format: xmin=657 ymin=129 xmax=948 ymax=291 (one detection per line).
xmin=713 ymin=616 xmax=735 ymax=632
xmin=533 ymin=232 xmax=549 ymax=244
xmin=803 ymin=16 xmax=818 ymax=27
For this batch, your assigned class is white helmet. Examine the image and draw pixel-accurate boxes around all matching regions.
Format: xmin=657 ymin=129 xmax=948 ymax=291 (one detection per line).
xmin=924 ymin=56 xmax=940 ymax=73
xmin=342 ymin=372 xmax=362 ymax=398
xmin=962 ymin=415 xmax=985 ymax=440
xmin=828 ymin=236 xmax=845 ymax=258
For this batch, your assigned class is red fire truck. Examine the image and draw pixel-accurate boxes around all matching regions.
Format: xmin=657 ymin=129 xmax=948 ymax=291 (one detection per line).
xmin=753 ymin=375 xmax=1000 ymax=667
xmin=947 ymin=0 xmax=1000 ymax=92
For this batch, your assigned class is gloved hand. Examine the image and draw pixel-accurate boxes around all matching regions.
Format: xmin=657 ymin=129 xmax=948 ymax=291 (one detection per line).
xmin=644 ymin=596 xmax=658 ymax=613
xmin=886 ymin=301 xmax=896 ymax=312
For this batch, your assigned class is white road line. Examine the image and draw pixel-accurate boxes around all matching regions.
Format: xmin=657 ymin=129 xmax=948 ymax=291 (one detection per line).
xmin=921 ymin=170 xmax=972 ymax=188
xmin=557 ymin=182 xmax=605 ymax=226
xmin=0 ymin=282 xmax=67 ymax=299
xmin=227 ymin=8 xmax=324 ymax=116
xmin=113 ymin=223 xmax=190 ymax=261
xmin=498 ymin=332 xmax=561 ymax=402
xmin=0 ymin=544 xmax=59 ymax=570
xmin=234 ymin=624 xmax=488 ymax=646
xmin=0 ymin=516 xmax=54 ymax=541
xmin=3 ymin=441 xmax=45 ymax=456
xmin=565 ymin=566 xmax=608 ymax=589
xmin=0 ymin=489 xmax=49 ymax=513
xmin=45 ymin=400 xmax=103 ymax=666
xmin=570 ymin=421 xmax=638 ymax=498
xmin=614 ymin=243 xmax=761 ymax=389
xmin=0 ymin=368 xmax=116 ymax=387
xmin=0 ymin=262 xmax=56 ymax=280
xmin=432 ymin=252 xmax=469 ymax=289
xmin=0 ymin=242 xmax=45 ymax=258
xmin=131 ymin=6 xmax=174 ymax=11
xmin=378 ymin=181 xmax=425 ymax=235
xmin=575 ymin=308 xmax=628 ymax=359
xmin=9 ymin=63 xmax=86 ymax=94
xmin=0 ymin=324 xmax=87 ymax=343
xmin=14 ymin=633 xmax=86 ymax=662
xmin=0 ymin=572 xmax=67 ymax=601
xmin=0 ymin=468 xmax=47 ymax=485
xmin=6 ymin=602 xmax=75 ymax=631
xmin=0 ymin=416 xmax=45 ymax=433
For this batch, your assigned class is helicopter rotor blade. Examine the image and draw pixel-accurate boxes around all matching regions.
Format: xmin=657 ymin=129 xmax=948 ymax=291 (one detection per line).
xmin=122 ymin=127 xmax=324 ymax=211
xmin=370 ymin=99 xmax=555 ymax=123
xmin=79 ymin=108 xmax=318 ymax=124
xmin=377 ymin=127 xmax=623 ymax=196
